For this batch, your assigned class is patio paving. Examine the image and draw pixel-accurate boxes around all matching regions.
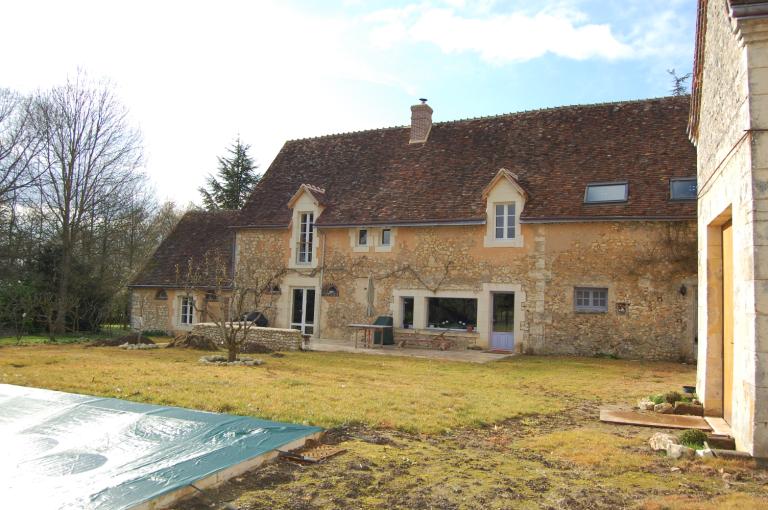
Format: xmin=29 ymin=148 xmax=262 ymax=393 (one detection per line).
xmin=308 ymin=338 xmax=513 ymax=363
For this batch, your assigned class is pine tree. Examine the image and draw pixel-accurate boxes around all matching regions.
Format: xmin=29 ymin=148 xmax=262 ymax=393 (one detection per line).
xmin=199 ymin=137 xmax=260 ymax=210
xmin=667 ymin=68 xmax=692 ymax=97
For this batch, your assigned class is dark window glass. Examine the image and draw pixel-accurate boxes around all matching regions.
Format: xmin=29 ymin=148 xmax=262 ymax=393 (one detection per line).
xmin=358 ymin=229 xmax=368 ymax=246
xmin=402 ymin=297 xmax=414 ymax=328
xmin=381 ymin=229 xmax=391 ymax=246
xmin=427 ymin=298 xmax=477 ymax=329
xmin=670 ymin=178 xmax=697 ymax=200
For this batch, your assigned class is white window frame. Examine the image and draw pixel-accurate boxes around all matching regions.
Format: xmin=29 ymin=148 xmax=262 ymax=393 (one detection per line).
xmin=180 ymin=296 xmax=195 ymax=325
xmin=574 ymin=287 xmax=608 ymax=313
xmin=494 ymin=202 xmax=516 ymax=240
xmin=297 ymin=212 xmax=314 ymax=264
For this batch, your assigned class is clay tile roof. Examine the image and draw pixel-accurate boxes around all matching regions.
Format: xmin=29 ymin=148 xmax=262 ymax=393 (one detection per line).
xmin=238 ymin=96 xmax=696 ymax=227
xmin=129 ymin=210 xmax=236 ymax=288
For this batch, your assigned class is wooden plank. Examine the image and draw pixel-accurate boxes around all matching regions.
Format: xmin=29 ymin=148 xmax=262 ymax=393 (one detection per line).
xmin=599 ymin=409 xmax=711 ymax=430
xmin=705 ymin=416 xmax=733 ymax=437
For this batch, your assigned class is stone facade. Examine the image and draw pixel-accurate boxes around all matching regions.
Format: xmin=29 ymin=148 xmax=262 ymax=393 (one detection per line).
xmin=693 ymin=1 xmax=768 ymax=457
xmin=226 ymin=219 xmax=697 ymax=361
xmin=192 ymin=323 xmax=302 ymax=351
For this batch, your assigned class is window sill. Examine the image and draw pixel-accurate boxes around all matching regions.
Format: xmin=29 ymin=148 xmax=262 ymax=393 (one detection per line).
xmin=484 ymin=235 xmax=524 ymax=248
xmin=574 ymin=309 xmax=608 ymax=314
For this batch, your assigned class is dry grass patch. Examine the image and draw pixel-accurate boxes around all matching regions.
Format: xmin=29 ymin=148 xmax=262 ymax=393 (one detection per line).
xmin=0 ymin=345 xmax=691 ymax=433
xmin=639 ymin=493 xmax=768 ymax=509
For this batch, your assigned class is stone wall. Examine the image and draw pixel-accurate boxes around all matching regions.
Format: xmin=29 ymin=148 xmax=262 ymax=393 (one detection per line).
xmin=139 ymin=219 xmax=696 ymax=361
xmin=192 ymin=323 xmax=302 ymax=351
xmin=695 ymin=1 xmax=768 ymax=457
xmin=130 ymin=289 xmax=170 ymax=332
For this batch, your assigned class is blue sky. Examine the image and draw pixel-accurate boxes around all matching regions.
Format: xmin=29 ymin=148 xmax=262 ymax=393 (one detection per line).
xmin=0 ymin=0 xmax=697 ymax=204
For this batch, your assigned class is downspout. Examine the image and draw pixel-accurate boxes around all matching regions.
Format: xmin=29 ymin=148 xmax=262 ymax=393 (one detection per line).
xmin=317 ymin=231 xmax=327 ymax=339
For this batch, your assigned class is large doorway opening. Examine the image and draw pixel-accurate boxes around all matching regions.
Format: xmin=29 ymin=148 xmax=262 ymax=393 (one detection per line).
xmin=491 ymin=293 xmax=515 ymax=351
xmin=291 ymin=288 xmax=316 ymax=335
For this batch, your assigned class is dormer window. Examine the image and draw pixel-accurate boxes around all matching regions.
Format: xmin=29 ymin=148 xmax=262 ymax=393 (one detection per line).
xmin=584 ymin=182 xmax=628 ymax=203
xmin=670 ymin=177 xmax=697 ymax=200
xmin=297 ymin=212 xmax=314 ymax=264
xmin=494 ymin=203 xmax=516 ymax=240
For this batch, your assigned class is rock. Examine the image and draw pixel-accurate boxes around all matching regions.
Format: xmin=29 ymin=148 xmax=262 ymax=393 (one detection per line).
xmin=673 ymin=402 xmax=704 ymax=416
xmin=638 ymin=399 xmax=656 ymax=411
xmin=650 ymin=432 xmax=679 ymax=451
xmin=667 ymin=443 xmax=695 ymax=459
xmin=654 ymin=403 xmax=674 ymax=414
xmin=696 ymin=448 xmax=714 ymax=458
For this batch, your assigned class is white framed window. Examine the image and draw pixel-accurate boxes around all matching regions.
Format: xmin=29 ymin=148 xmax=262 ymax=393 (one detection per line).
xmin=180 ymin=296 xmax=195 ymax=325
xmin=381 ymin=228 xmax=391 ymax=246
xmin=297 ymin=212 xmax=314 ymax=264
xmin=494 ymin=203 xmax=516 ymax=240
xmin=574 ymin=287 xmax=608 ymax=313
xmin=670 ymin=177 xmax=697 ymax=200
xmin=584 ymin=182 xmax=628 ymax=203
xmin=357 ymin=229 xmax=368 ymax=246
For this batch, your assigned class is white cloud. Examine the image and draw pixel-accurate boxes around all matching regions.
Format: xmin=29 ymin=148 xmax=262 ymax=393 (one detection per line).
xmin=367 ymin=3 xmax=634 ymax=64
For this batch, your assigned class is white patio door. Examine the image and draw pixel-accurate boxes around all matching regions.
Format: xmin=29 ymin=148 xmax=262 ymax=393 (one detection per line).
xmin=291 ymin=288 xmax=316 ymax=335
xmin=491 ymin=293 xmax=515 ymax=351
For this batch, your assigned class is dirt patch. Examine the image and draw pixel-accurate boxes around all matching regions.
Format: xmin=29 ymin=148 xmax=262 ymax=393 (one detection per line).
xmin=165 ymin=333 xmax=218 ymax=351
xmin=167 ymin=406 xmax=768 ymax=510
xmin=87 ymin=333 xmax=154 ymax=347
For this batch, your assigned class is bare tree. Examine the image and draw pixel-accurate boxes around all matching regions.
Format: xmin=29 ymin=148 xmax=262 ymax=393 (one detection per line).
xmin=0 ymin=88 xmax=40 ymax=205
xmin=177 ymin=250 xmax=286 ymax=362
xmin=32 ymin=71 xmax=143 ymax=333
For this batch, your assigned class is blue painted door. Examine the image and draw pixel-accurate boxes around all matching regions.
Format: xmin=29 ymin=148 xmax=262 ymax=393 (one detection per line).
xmin=491 ymin=293 xmax=515 ymax=351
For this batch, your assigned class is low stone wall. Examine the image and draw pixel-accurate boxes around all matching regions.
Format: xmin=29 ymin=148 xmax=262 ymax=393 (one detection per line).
xmin=192 ymin=323 xmax=302 ymax=351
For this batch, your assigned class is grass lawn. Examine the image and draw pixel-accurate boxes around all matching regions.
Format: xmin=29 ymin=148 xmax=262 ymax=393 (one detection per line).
xmin=1 ymin=345 xmax=766 ymax=509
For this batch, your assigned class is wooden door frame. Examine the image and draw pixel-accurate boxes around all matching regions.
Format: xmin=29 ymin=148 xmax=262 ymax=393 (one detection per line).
xmin=722 ymin=220 xmax=734 ymax=424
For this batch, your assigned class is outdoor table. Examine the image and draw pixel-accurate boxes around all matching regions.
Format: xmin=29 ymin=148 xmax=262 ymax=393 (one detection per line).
xmin=347 ymin=323 xmax=392 ymax=348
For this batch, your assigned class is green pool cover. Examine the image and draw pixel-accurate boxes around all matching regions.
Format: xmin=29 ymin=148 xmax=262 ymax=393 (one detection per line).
xmin=0 ymin=383 xmax=321 ymax=509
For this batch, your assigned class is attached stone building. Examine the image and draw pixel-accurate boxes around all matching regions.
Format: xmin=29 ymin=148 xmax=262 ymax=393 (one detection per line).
xmin=690 ymin=0 xmax=768 ymax=457
xmin=130 ymin=96 xmax=697 ymax=361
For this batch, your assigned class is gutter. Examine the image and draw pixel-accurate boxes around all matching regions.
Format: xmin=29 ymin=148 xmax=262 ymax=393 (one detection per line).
xmin=731 ymin=3 xmax=768 ymax=19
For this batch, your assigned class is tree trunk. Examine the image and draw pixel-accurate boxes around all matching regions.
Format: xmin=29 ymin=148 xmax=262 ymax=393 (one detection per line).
xmin=227 ymin=344 xmax=237 ymax=363
xmin=54 ymin=228 xmax=71 ymax=334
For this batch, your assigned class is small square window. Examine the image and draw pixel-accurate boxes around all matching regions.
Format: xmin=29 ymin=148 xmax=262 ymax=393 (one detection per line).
xmin=574 ymin=287 xmax=608 ymax=313
xmin=585 ymin=182 xmax=628 ymax=203
xmin=381 ymin=228 xmax=391 ymax=246
xmin=358 ymin=229 xmax=368 ymax=246
xmin=670 ymin=178 xmax=697 ymax=200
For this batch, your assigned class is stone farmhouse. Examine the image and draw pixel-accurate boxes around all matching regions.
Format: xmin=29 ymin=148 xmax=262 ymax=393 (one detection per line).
xmin=691 ymin=0 xmax=768 ymax=457
xmin=130 ymin=96 xmax=698 ymax=360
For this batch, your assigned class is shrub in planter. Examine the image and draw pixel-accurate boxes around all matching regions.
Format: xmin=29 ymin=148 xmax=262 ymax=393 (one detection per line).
xmin=664 ymin=391 xmax=683 ymax=404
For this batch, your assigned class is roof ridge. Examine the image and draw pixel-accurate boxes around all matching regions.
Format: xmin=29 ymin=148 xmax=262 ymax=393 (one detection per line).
xmin=284 ymin=95 xmax=688 ymax=143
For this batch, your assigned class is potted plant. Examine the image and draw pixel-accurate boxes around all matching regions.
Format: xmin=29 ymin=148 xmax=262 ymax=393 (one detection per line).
xmin=466 ymin=324 xmax=475 ymax=333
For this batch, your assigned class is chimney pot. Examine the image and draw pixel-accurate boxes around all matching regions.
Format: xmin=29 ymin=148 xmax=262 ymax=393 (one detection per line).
xmin=410 ymin=99 xmax=433 ymax=144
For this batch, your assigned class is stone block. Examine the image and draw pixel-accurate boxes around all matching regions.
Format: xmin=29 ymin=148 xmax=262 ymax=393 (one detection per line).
xmin=667 ymin=443 xmax=695 ymax=459
xmin=649 ymin=432 xmax=678 ymax=451
xmin=654 ymin=403 xmax=674 ymax=414
xmin=673 ymin=402 xmax=705 ymax=416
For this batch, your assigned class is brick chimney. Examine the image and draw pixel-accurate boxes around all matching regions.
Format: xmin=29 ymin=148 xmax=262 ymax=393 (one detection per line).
xmin=409 ymin=98 xmax=433 ymax=144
